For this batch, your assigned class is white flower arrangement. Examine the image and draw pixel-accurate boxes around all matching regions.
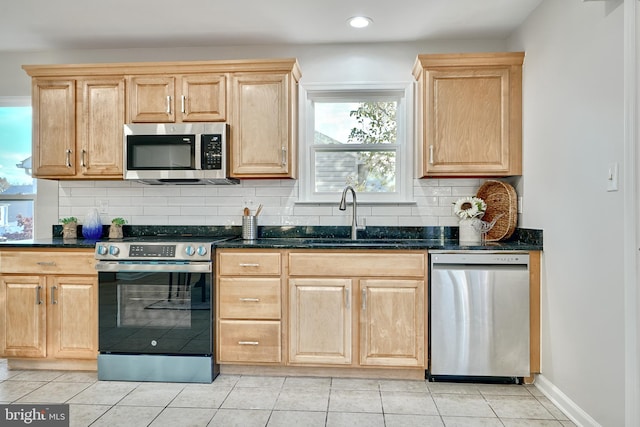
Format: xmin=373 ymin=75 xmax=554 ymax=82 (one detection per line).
xmin=453 ymin=196 xmax=487 ymax=219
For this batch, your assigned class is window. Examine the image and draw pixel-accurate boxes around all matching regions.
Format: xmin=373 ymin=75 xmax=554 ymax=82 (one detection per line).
xmin=299 ymin=83 xmax=413 ymax=203
xmin=0 ymin=97 xmax=34 ymax=242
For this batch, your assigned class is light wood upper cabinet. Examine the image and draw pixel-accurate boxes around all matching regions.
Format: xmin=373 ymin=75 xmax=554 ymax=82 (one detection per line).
xmin=127 ymin=74 xmax=226 ymax=123
xmin=32 ymin=79 xmax=76 ymax=177
xmin=29 ymin=76 xmax=125 ymax=179
xmin=230 ymin=71 xmax=299 ymax=178
xmin=77 ymin=78 xmax=125 ymax=177
xmin=413 ymin=52 xmax=524 ymax=177
xmin=0 ymin=249 xmax=98 ymax=361
xmin=24 ymin=58 xmax=300 ymax=181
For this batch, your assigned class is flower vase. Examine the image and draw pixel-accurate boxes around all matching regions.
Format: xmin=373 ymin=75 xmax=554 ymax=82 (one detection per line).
xmin=459 ymin=218 xmax=482 ymax=245
xmin=82 ymin=208 xmax=103 ymax=240
xmin=108 ymin=224 xmax=123 ymax=239
xmin=62 ymin=222 xmax=77 ymax=239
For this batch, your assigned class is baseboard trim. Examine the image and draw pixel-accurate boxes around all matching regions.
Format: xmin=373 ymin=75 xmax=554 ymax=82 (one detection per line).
xmin=535 ymin=374 xmax=601 ymax=427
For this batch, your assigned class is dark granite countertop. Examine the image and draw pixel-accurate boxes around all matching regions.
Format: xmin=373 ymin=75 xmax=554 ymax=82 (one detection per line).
xmin=216 ymin=237 xmax=541 ymax=251
xmin=0 ymin=225 xmax=542 ymax=251
xmin=0 ymin=237 xmax=99 ymax=249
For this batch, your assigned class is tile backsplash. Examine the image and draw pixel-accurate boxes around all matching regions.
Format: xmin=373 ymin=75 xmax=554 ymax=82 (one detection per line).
xmin=58 ymin=178 xmax=501 ymax=227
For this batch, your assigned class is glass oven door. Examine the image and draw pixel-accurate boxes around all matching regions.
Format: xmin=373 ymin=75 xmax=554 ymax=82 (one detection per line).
xmin=97 ymin=262 xmax=212 ymax=356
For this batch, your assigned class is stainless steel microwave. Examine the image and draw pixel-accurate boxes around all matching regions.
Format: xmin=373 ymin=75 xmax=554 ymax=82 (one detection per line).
xmin=123 ymin=123 xmax=238 ymax=184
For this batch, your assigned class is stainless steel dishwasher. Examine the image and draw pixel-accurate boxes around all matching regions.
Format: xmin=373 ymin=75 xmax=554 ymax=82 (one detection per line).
xmin=429 ymin=251 xmax=530 ymax=381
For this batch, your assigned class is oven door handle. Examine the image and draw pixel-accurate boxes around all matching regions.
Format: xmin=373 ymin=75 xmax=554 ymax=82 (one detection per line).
xmin=95 ymin=261 xmax=212 ymax=273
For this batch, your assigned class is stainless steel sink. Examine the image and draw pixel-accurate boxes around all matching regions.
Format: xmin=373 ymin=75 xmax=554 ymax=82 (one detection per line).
xmin=302 ymin=239 xmax=409 ymax=247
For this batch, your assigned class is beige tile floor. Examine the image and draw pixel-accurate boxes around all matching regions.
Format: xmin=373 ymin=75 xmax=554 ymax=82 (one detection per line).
xmin=0 ymin=359 xmax=575 ymax=427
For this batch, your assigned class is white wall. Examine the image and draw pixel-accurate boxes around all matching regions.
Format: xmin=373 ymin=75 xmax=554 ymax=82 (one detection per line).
xmin=0 ymin=40 xmax=511 ymax=230
xmin=509 ymin=1 xmax=626 ymax=425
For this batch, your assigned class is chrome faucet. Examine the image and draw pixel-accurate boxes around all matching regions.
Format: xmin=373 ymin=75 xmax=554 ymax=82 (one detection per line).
xmin=339 ymin=185 xmax=360 ymax=240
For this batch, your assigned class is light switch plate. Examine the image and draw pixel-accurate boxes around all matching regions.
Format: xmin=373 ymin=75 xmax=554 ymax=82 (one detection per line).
xmin=607 ymin=163 xmax=619 ymax=192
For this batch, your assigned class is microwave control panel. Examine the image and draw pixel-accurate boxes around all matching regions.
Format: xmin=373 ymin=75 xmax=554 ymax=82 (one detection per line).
xmin=201 ymin=134 xmax=223 ymax=170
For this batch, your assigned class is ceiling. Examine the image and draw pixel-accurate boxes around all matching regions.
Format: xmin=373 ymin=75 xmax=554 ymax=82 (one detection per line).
xmin=0 ymin=0 xmax=543 ymax=52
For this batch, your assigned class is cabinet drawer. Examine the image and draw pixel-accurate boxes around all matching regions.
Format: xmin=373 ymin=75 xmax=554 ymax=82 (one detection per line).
xmin=0 ymin=250 xmax=96 ymax=275
xmin=218 ymin=252 xmax=281 ymax=276
xmin=219 ymin=320 xmax=281 ymax=363
xmin=289 ymin=252 xmax=426 ymax=277
xmin=219 ymin=277 xmax=281 ymax=319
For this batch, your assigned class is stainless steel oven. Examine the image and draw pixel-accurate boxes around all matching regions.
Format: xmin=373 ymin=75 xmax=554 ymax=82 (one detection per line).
xmin=95 ymin=239 xmax=224 ymax=383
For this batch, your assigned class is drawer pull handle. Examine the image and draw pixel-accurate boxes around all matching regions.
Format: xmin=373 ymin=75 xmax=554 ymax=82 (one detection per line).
xmin=238 ymin=341 xmax=259 ymax=346
xmin=51 ymin=286 xmax=58 ymax=305
xmin=239 ymin=263 xmax=260 ymax=267
xmin=239 ymin=298 xmax=260 ymax=302
xmin=37 ymin=261 xmax=56 ymax=266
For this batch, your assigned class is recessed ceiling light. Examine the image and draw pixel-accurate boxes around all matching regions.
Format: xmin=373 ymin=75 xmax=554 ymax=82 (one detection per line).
xmin=348 ymin=16 xmax=372 ymax=29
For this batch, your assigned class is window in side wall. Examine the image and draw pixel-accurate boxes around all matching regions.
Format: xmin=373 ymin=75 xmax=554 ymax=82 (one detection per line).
xmin=298 ymin=83 xmax=414 ymax=204
xmin=0 ymin=97 xmax=34 ymax=242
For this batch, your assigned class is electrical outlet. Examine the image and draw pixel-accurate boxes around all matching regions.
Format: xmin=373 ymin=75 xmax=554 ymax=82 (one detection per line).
xmin=357 ymin=217 xmax=367 ymax=230
xmin=98 ymin=200 xmax=108 ymax=214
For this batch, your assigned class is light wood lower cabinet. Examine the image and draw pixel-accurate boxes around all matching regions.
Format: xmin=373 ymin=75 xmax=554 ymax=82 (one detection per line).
xmin=288 ymin=251 xmax=427 ymax=369
xmin=216 ymin=250 xmax=283 ymax=364
xmin=289 ymin=278 xmax=352 ymax=365
xmin=360 ymin=279 xmax=424 ymax=367
xmin=0 ymin=249 xmax=98 ymax=361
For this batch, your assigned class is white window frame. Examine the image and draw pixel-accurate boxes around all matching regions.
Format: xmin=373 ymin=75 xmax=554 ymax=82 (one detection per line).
xmin=0 ymin=96 xmax=37 ymax=239
xmin=298 ymin=82 xmax=414 ymax=204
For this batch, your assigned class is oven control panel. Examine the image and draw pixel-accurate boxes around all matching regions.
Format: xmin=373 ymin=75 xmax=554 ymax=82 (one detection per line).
xmin=95 ymin=242 xmax=212 ymax=261
xmin=130 ymin=244 xmax=176 ymax=258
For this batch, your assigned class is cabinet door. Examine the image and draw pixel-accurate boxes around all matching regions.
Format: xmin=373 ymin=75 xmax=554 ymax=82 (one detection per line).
xmin=128 ymin=75 xmax=175 ymax=122
xmin=48 ymin=276 xmax=98 ymax=360
xmin=289 ymin=278 xmax=352 ymax=365
xmin=424 ymin=68 xmax=509 ymax=175
xmin=77 ymin=78 xmax=125 ymax=177
xmin=180 ymin=74 xmax=226 ymax=122
xmin=230 ymin=73 xmax=294 ymax=177
xmin=359 ymin=279 xmax=424 ymax=367
xmin=32 ymin=79 xmax=76 ymax=177
xmin=0 ymin=276 xmax=47 ymax=358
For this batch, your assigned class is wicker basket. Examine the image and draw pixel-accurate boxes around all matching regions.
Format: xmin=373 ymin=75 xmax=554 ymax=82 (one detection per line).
xmin=476 ymin=180 xmax=518 ymax=241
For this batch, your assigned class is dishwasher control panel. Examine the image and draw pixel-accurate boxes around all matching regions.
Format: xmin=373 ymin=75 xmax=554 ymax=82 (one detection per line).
xmin=430 ymin=252 xmax=529 ymax=266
